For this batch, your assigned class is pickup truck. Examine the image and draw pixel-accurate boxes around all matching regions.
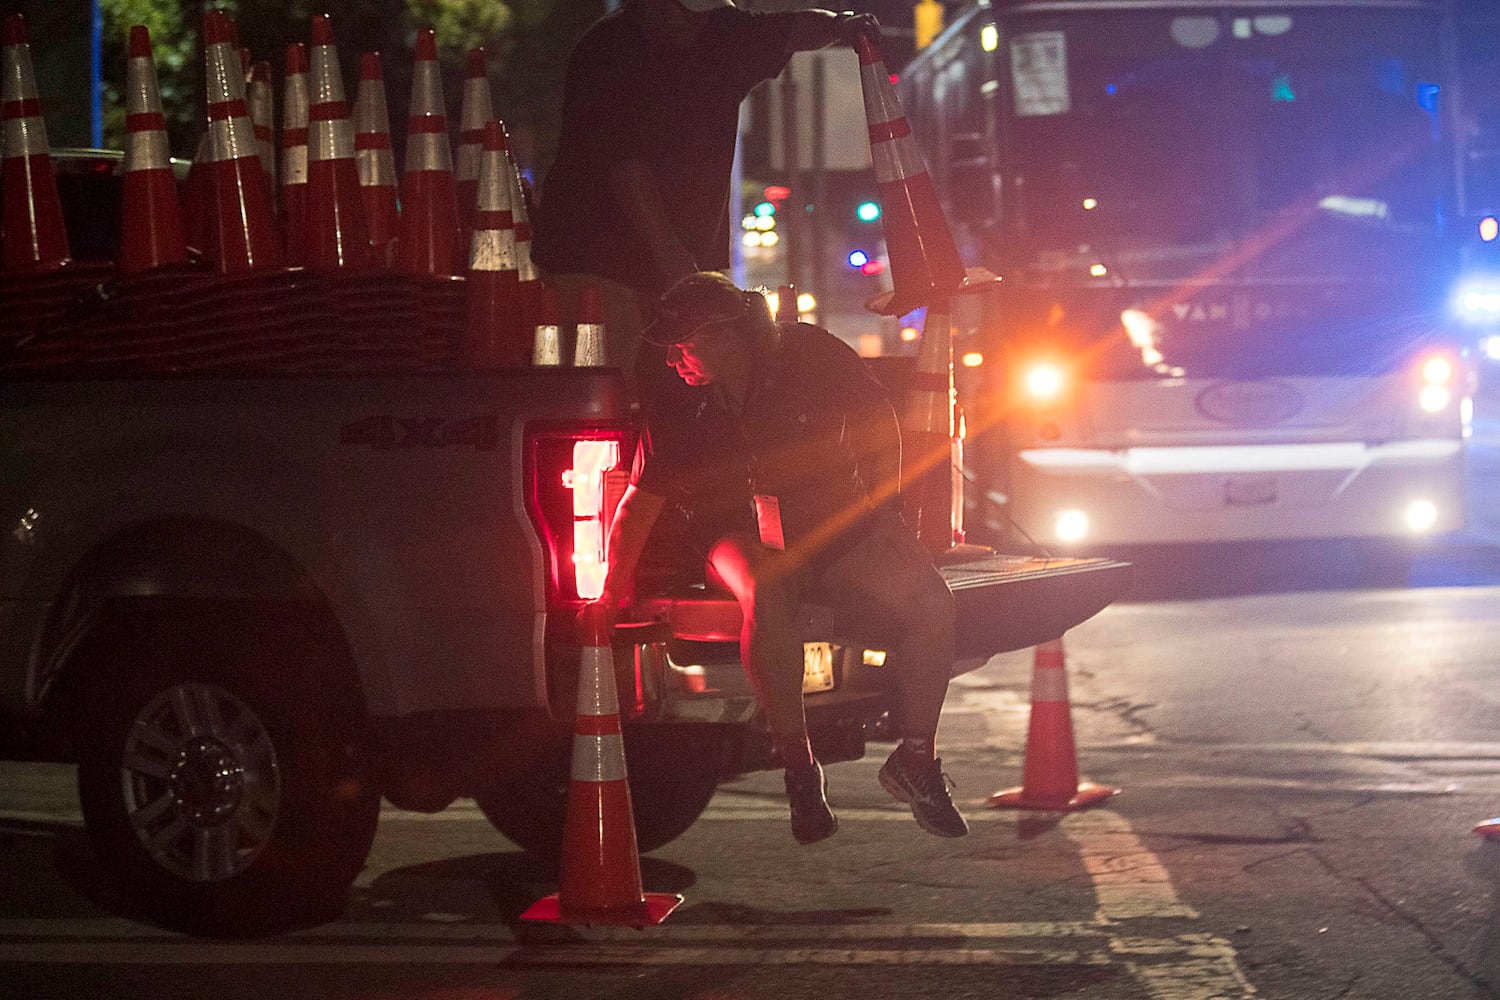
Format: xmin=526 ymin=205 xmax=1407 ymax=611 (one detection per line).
xmin=1 ymin=150 xmax=1130 ymax=936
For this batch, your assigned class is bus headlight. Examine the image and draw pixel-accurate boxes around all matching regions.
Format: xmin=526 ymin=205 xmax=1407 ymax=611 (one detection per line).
xmin=1419 ymin=384 xmax=1451 ymax=413
xmin=1056 ymin=509 xmax=1089 ymax=543
xmin=1405 ymin=499 xmax=1438 ymax=534
xmin=1416 ymin=352 xmax=1456 ymax=412
xmin=1023 ymin=362 xmax=1066 ymax=403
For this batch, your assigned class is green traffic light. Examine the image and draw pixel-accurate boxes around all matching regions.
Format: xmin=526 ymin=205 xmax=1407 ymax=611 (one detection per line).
xmin=856 ymin=201 xmax=881 ymax=222
xmin=754 ymin=201 xmax=777 ymax=218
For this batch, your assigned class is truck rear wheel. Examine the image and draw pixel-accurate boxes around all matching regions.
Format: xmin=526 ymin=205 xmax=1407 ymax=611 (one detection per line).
xmin=476 ymin=725 xmax=731 ymax=862
xmin=75 ymin=604 xmax=379 ymax=937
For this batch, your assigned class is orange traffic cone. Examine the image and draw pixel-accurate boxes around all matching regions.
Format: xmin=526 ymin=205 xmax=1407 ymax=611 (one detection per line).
xmin=775 ymin=283 xmax=798 ymax=325
xmin=119 ymin=25 xmax=187 ymax=275
xmin=990 ymin=637 xmax=1120 ymax=812
xmin=532 ymin=284 xmax=562 ymax=366
xmin=399 ymin=28 xmax=461 ymax=276
xmin=574 ymin=284 xmax=605 ymax=366
xmin=1 ymin=13 xmax=70 ymax=272
xmin=354 ymin=52 xmax=400 ymax=264
xmin=247 ymin=59 xmax=276 ymax=197
xmin=902 ymin=305 xmax=958 ymax=555
xmin=521 ymin=607 xmax=683 ymax=926
xmin=455 ymin=47 xmax=493 ymax=238
xmin=854 ymin=34 xmax=970 ymax=317
xmin=200 ymin=10 xmax=282 ymax=272
xmin=305 ymin=14 xmax=371 ymax=270
xmin=280 ymin=42 xmax=310 ymax=265
xmin=462 ymin=120 xmax=525 ymax=368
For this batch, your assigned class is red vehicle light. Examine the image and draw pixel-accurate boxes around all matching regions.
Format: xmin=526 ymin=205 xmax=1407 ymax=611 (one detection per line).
xmin=524 ymin=425 xmax=635 ymax=610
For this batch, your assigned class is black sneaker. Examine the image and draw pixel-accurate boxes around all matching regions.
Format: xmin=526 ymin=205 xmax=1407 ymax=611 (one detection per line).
xmin=783 ymin=761 xmax=838 ymax=844
xmin=878 ymin=749 xmax=969 ymax=838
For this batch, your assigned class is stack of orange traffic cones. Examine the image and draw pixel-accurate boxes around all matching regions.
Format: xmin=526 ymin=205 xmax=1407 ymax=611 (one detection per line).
xmin=199 ymin=10 xmax=282 ymax=272
xmin=119 ymin=25 xmax=187 ymax=275
xmin=521 ymin=607 xmax=684 ymax=926
xmin=532 ymin=284 xmax=563 ymax=366
xmin=462 ymin=120 xmax=524 ymax=368
xmin=399 ymin=28 xmax=461 ymax=276
xmin=280 ymin=42 xmax=310 ymax=265
xmin=354 ymin=52 xmax=400 ymax=265
xmin=853 ymin=34 xmax=965 ymax=318
xmin=304 ymin=14 xmax=371 ymax=270
xmin=1 ymin=14 xmax=70 ymax=271
xmin=990 ymin=637 xmax=1120 ymax=812
xmin=246 ymin=59 xmax=276 ymax=198
xmin=455 ymin=47 xmax=493 ymax=238
xmin=902 ymin=306 xmax=958 ymax=555
xmin=573 ymin=285 xmax=606 ymax=366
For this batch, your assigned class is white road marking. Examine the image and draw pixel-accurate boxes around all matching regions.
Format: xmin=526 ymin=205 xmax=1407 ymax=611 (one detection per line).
xmin=0 ymin=918 xmax=1252 ymax=972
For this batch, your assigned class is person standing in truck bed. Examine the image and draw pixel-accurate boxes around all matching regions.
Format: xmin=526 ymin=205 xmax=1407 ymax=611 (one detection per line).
xmin=531 ymin=0 xmax=880 ymax=374
xmin=590 ymin=272 xmax=969 ymax=844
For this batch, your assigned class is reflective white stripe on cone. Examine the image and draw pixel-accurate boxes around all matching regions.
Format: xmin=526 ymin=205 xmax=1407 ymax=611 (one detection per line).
xmin=521 ymin=607 xmax=683 ymax=927
xmin=1 ymin=13 xmax=70 ymax=271
xmin=990 ymin=637 xmax=1121 ymax=812
xmin=120 ymin=24 xmax=187 ymax=274
xmin=532 ymin=284 xmax=562 ymax=366
xmin=573 ymin=284 xmax=606 ymax=366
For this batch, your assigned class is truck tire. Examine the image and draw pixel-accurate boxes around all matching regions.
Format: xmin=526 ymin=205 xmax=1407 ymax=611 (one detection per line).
xmin=75 ymin=604 xmax=379 ymax=937
xmin=476 ymin=725 xmax=731 ymax=862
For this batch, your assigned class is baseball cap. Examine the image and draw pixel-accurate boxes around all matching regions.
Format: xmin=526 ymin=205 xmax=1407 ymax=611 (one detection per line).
xmin=640 ymin=273 xmax=762 ymax=346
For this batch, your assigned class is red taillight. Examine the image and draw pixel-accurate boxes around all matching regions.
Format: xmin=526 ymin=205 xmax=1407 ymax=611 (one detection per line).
xmin=525 ymin=426 xmax=634 ymax=609
xmin=564 ymin=439 xmax=620 ymax=599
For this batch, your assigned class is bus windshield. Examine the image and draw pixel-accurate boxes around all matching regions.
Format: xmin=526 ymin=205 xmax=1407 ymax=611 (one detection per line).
xmin=1003 ymin=8 xmax=1449 ymax=281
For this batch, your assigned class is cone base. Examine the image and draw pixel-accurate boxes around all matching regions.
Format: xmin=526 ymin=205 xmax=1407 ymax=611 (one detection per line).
xmin=988 ymin=781 xmax=1120 ymax=813
xmin=865 ymin=266 xmax=1005 ymax=317
xmin=1474 ymin=818 xmax=1500 ymax=839
xmin=520 ymin=892 xmax=683 ymax=927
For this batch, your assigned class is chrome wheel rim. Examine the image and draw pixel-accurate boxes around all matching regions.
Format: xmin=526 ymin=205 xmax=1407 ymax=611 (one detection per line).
xmin=120 ymin=682 xmax=280 ymax=882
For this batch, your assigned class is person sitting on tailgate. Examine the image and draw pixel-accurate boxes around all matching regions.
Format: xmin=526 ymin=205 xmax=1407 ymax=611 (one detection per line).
xmin=588 ymin=272 xmax=968 ymax=844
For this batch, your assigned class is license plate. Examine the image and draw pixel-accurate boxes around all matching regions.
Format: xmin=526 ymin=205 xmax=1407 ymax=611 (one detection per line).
xmin=1224 ymin=475 xmax=1277 ymax=506
xmin=802 ymin=641 xmax=835 ymax=694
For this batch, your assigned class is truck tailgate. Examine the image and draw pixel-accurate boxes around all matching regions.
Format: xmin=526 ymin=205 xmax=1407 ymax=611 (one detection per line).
xmin=942 ymin=554 xmax=1132 ymax=661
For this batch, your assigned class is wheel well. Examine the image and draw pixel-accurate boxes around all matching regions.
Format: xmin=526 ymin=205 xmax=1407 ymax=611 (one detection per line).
xmin=38 ymin=520 xmax=364 ymax=751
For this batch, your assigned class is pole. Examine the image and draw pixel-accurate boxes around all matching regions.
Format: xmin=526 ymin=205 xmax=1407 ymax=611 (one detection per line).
xmin=810 ymin=53 xmax=827 ymax=322
xmin=780 ymin=71 xmax=801 ymax=295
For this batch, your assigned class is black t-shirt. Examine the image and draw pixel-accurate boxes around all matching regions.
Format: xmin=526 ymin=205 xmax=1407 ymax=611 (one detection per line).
xmin=532 ymin=5 xmax=796 ymax=294
xmin=632 ymin=324 xmax=900 ymax=562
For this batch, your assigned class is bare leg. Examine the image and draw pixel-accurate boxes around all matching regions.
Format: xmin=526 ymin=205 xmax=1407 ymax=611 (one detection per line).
xmin=706 ymin=533 xmax=812 ymax=765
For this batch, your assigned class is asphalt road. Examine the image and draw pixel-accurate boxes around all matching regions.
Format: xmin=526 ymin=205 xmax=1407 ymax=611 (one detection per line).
xmin=3 ymin=406 xmax=1500 ymax=999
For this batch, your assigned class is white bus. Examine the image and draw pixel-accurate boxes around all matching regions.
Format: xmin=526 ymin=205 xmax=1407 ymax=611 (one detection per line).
xmin=900 ymin=0 xmax=1482 ymax=550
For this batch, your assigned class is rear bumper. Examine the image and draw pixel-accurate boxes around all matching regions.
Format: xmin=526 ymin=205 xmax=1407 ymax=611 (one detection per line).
xmin=613 ymin=552 xmax=1132 ymax=721
xmin=1007 ymin=439 xmax=1465 ymax=546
